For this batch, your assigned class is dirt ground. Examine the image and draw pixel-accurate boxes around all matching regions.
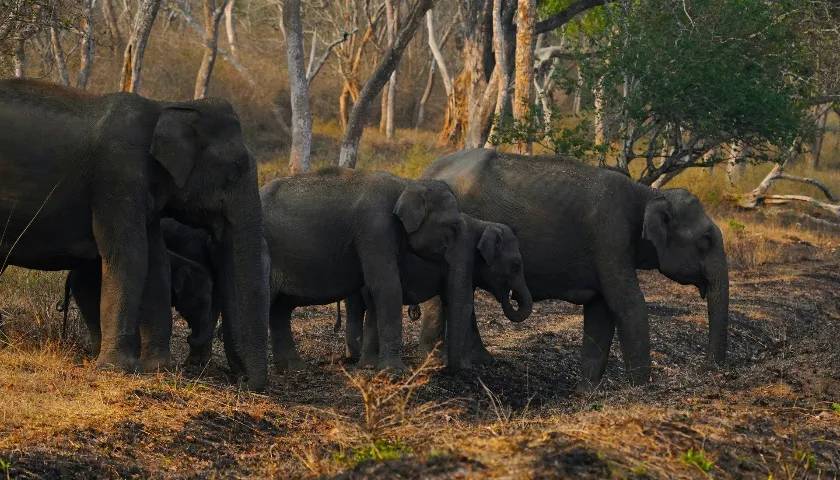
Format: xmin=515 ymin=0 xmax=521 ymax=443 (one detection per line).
xmin=1 ymin=239 xmax=838 ymax=479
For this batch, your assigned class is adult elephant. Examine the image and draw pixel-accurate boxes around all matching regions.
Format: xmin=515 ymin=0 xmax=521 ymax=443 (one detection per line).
xmin=342 ymin=214 xmax=533 ymax=368
xmin=0 ymin=79 xmax=268 ymax=390
xmin=422 ymin=149 xmax=729 ymax=391
xmin=260 ymin=168 xmax=470 ymax=371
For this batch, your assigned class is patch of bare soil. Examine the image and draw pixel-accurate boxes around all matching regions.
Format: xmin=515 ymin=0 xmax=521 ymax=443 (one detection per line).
xmin=1 ymin=245 xmax=839 ymax=478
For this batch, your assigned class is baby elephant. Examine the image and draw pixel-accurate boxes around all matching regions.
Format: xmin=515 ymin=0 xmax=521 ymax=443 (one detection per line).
xmin=63 ymin=219 xmax=220 ymax=366
xmin=343 ymin=214 xmax=533 ymax=368
xmin=261 ymin=167 xmax=470 ymax=372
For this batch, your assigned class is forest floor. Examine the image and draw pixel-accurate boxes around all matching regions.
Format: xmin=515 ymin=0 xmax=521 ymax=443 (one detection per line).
xmin=1 ymin=224 xmax=839 ymax=479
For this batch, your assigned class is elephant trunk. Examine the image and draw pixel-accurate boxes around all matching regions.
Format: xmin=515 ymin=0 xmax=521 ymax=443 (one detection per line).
xmin=501 ymin=278 xmax=533 ymax=323
xmin=704 ymin=233 xmax=729 ymax=366
xmin=217 ymin=178 xmax=269 ymax=391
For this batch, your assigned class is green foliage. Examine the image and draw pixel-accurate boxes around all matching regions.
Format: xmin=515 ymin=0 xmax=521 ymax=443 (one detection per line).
xmin=598 ymin=0 xmax=810 ymax=148
xmin=681 ymin=448 xmax=714 ymax=473
xmin=0 ymin=458 xmax=10 ymax=480
xmin=728 ymin=220 xmax=746 ymax=235
xmin=831 ymin=403 xmax=840 ymax=414
xmin=794 ymin=450 xmax=816 ymax=470
xmin=334 ymin=440 xmax=412 ymax=466
xmin=488 ymin=105 xmax=603 ymax=159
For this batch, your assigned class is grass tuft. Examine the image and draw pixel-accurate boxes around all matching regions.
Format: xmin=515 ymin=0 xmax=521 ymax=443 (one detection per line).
xmin=681 ymin=448 xmax=714 ymax=473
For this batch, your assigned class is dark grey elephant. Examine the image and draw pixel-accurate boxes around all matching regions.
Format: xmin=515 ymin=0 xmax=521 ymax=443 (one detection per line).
xmin=0 ymin=79 xmax=268 ymax=390
xmin=65 ymin=219 xmax=220 ymax=367
xmin=260 ymin=167 xmax=471 ymax=371
xmin=343 ymin=214 xmax=533 ymax=368
xmin=421 ymin=149 xmax=729 ymax=390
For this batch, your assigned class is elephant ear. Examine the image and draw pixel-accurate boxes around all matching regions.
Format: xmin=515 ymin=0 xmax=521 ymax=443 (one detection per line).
xmin=642 ymin=195 xmax=672 ymax=253
xmin=477 ymin=225 xmax=503 ymax=265
xmin=393 ymin=184 xmax=428 ymax=233
xmin=151 ymin=106 xmax=200 ymax=188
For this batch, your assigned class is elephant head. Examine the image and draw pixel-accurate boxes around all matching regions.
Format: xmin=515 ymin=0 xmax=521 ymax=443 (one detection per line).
xmin=150 ymin=99 xmax=268 ymax=390
xmin=642 ymin=188 xmax=729 ymax=366
xmin=474 ymin=221 xmax=533 ymax=323
xmin=393 ymin=179 xmax=462 ymax=259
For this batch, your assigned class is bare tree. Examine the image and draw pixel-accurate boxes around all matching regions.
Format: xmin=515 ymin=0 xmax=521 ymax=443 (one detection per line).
xmin=224 ymin=0 xmax=238 ymax=61
xmin=338 ymin=0 xmax=436 ymax=168
xmin=101 ymin=0 xmax=123 ymax=50
xmin=513 ymin=0 xmax=535 ymax=121
xmin=13 ymin=36 xmax=25 ymax=77
xmin=194 ymin=0 xmax=228 ymax=99
xmin=77 ymin=0 xmax=95 ymax=89
xmin=283 ymin=0 xmax=312 ymax=174
xmin=379 ymin=0 xmax=398 ymax=139
xmin=49 ymin=26 xmax=69 ymax=86
xmin=485 ymin=0 xmax=513 ymax=147
xmin=416 ymin=9 xmax=455 ymax=129
xmin=119 ymin=0 xmax=161 ymax=93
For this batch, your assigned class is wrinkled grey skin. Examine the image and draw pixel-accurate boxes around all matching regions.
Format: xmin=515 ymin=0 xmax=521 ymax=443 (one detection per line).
xmin=0 ymin=79 xmax=268 ymax=390
xmin=261 ymin=168 xmax=469 ymax=371
xmin=422 ymin=149 xmax=729 ymax=391
xmin=66 ymin=219 xmax=220 ymax=367
xmin=343 ymin=214 xmax=533 ymax=368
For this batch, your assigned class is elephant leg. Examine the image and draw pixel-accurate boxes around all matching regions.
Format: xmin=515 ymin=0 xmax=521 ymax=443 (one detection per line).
xmin=358 ymin=288 xmax=380 ymax=369
xmin=269 ymin=300 xmax=304 ymax=371
xmin=68 ymin=262 xmax=103 ymax=357
xmin=598 ymin=262 xmax=651 ymax=386
xmin=179 ymin=292 xmax=215 ymax=367
xmin=359 ymin=247 xmax=405 ymax=372
xmin=92 ymin=205 xmax=148 ymax=372
xmin=138 ymin=222 xmax=173 ymax=372
xmin=465 ymin=309 xmax=493 ymax=366
xmin=418 ymin=296 xmax=444 ymax=359
xmin=577 ymin=297 xmax=617 ymax=393
xmin=344 ymin=292 xmax=366 ymax=362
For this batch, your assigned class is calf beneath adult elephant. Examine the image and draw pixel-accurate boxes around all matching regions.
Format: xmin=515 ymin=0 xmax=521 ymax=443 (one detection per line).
xmin=0 ymin=79 xmax=268 ymax=389
xmin=260 ymin=167 xmax=472 ymax=371
xmin=343 ymin=214 xmax=533 ymax=368
xmin=64 ymin=219 xmax=220 ymax=367
xmin=422 ymin=149 xmax=729 ymax=391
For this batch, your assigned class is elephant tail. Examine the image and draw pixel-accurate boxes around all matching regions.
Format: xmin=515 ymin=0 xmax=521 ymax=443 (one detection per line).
xmin=57 ymin=272 xmax=72 ymax=340
xmin=333 ymin=301 xmax=342 ymax=332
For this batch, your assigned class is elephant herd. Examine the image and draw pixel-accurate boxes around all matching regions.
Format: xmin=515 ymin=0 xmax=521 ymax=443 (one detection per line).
xmin=0 ymin=79 xmax=729 ymax=393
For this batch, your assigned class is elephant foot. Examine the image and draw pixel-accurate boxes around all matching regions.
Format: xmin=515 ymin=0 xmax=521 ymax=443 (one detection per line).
xmin=377 ymin=356 xmax=407 ymax=373
xmin=626 ymin=366 xmax=651 ymax=387
xmin=357 ymin=354 xmax=377 ymax=370
xmin=467 ymin=345 xmax=494 ymax=367
xmin=274 ymin=356 xmax=306 ymax=372
xmin=96 ymin=350 xmax=139 ymax=373
xmin=139 ymin=352 xmax=173 ymax=373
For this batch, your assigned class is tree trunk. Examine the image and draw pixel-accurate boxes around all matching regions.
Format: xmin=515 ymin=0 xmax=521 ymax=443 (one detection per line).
xmin=461 ymin=0 xmax=494 ymax=149
xmin=384 ymin=0 xmax=397 ymax=139
xmin=102 ymin=0 xmax=123 ymax=51
xmin=415 ymin=57 xmax=436 ymax=129
xmin=224 ymin=0 xmax=238 ymax=61
xmin=13 ymin=36 xmax=25 ymax=78
xmin=593 ymin=76 xmax=605 ymax=161
xmin=283 ymin=0 xmax=312 ymax=175
xmin=810 ymin=107 xmax=829 ymax=169
xmin=77 ymin=0 xmax=95 ymax=89
xmin=49 ymin=27 xmax=70 ymax=86
xmin=194 ymin=0 xmax=227 ymax=99
xmin=338 ymin=0 xmax=436 ymax=168
xmin=485 ymin=0 xmax=512 ymax=147
xmin=513 ymin=0 xmax=535 ymax=122
xmin=119 ymin=0 xmax=161 ymax=93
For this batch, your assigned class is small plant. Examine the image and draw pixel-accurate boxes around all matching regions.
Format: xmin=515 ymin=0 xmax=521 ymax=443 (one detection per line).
xmin=682 ymin=448 xmax=714 ymax=473
xmin=794 ymin=449 xmax=816 ymax=470
xmin=0 ymin=458 xmax=11 ymax=480
xmin=728 ymin=219 xmax=747 ymax=236
xmin=831 ymin=403 xmax=840 ymax=415
xmin=334 ymin=439 xmax=412 ymax=466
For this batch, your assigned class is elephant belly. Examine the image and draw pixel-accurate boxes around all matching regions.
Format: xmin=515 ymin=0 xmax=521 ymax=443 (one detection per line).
xmin=0 ymin=200 xmax=97 ymax=271
xmin=270 ymin=254 xmax=365 ymax=307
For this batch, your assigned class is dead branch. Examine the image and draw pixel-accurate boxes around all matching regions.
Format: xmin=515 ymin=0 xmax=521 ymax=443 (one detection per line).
xmin=739 ymin=158 xmax=840 ymax=218
xmin=306 ymin=28 xmax=356 ymax=85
